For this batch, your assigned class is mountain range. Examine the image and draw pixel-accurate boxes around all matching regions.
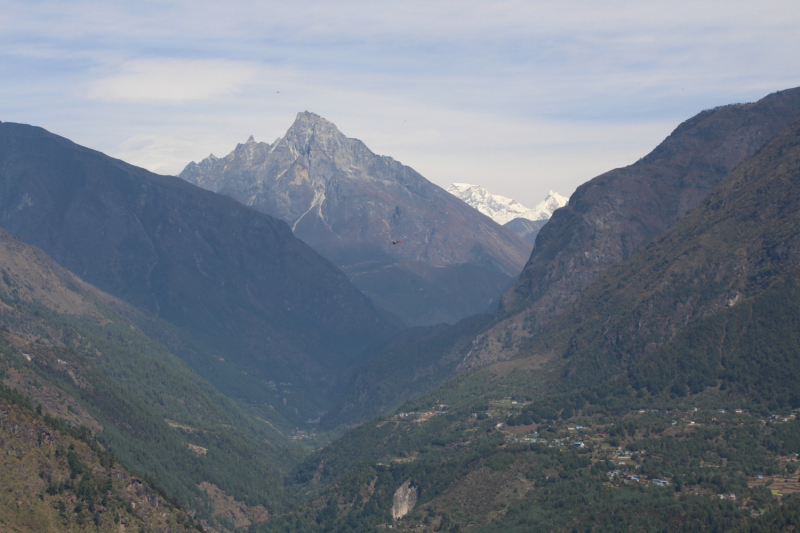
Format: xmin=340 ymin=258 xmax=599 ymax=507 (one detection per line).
xmin=445 ymin=184 xmax=568 ymax=225
xmin=2 ymin=86 xmax=800 ymax=532
xmin=180 ymin=113 xmax=533 ymax=327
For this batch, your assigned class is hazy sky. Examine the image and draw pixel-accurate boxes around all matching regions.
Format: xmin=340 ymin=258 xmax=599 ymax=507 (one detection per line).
xmin=2 ymin=0 xmax=799 ymax=207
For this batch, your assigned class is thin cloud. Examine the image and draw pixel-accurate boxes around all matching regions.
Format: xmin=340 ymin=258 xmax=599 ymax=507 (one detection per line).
xmin=86 ymin=59 xmax=258 ymax=103
xmin=2 ymin=0 xmax=799 ymax=205
xmin=112 ymin=133 xmax=205 ymax=175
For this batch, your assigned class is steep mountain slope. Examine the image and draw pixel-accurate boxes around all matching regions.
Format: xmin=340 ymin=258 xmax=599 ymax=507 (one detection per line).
xmin=446 ymin=184 xmax=567 ymax=245
xmin=263 ymin=110 xmax=800 ymax=533
xmin=180 ymin=113 xmax=532 ymax=326
xmin=503 ymin=218 xmax=548 ymax=245
xmin=447 ymin=113 xmax=800 ymax=392
xmin=0 ymin=227 xmax=299 ymax=525
xmin=465 ymin=86 xmax=800 ymax=366
xmin=529 ymin=113 xmax=800 ymax=388
xmin=311 ymin=90 xmax=800 ymax=428
xmin=0 ymin=121 xmax=397 ymax=417
xmin=0 ymin=389 xmax=199 ymax=533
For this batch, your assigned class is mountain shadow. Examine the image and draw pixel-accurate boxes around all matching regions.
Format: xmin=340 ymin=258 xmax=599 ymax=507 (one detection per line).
xmin=0 ymin=121 xmax=398 ymax=420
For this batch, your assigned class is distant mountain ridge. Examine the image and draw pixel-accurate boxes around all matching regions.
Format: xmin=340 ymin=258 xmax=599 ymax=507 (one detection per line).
xmin=446 ymin=184 xmax=567 ymax=244
xmin=446 ymin=183 xmax=567 ymax=225
xmin=180 ymin=112 xmax=533 ymax=326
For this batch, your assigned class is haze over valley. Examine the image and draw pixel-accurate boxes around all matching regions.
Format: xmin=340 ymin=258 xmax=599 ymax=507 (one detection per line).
xmin=3 ymin=2 xmax=800 ymax=531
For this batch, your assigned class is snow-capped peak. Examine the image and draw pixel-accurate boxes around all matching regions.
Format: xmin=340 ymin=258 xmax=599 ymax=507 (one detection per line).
xmin=446 ymin=184 xmax=526 ymax=225
xmin=446 ymin=184 xmax=567 ymax=225
xmin=522 ymin=190 xmax=569 ymax=222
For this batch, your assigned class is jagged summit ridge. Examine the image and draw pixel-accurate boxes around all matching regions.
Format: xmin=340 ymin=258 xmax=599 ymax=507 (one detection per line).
xmin=181 ymin=111 xmax=407 ymax=219
xmin=281 ymin=111 xmax=349 ymax=160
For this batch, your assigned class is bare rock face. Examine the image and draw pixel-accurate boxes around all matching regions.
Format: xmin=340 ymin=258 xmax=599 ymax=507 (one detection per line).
xmin=198 ymin=481 xmax=269 ymax=529
xmin=461 ymin=86 xmax=800 ymax=368
xmin=181 ymin=112 xmax=532 ymax=326
xmin=391 ymin=479 xmax=418 ymax=520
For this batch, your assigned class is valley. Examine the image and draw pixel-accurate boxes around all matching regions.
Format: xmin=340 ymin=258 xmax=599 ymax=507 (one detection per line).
xmin=2 ymin=86 xmax=800 ymax=532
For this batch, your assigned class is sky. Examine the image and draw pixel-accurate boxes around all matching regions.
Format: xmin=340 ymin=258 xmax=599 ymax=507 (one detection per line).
xmin=1 ymin=1 xmax=799 ymax=208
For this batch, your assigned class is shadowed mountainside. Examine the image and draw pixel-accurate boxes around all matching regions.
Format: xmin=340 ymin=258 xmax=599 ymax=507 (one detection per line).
xmin=0 ymin=121 xmax=397 ymax=418
xmin=463 ymin=86 xmax=800 ymax=368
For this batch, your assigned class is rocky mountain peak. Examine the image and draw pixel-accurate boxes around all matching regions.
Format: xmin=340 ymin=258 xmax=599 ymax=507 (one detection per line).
xmin=291 ymin=110 xmax=335 ymax=131
xmin=524 ymin=190 xmax=569 ymax=221
xmin=280 ymin=111 xmax=349 ymax=157
xmin=179 ymin=113 xmax=532 ymax=326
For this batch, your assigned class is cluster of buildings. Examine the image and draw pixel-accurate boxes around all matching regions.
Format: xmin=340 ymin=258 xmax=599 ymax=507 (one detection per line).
xmin=606 ymin=470 xmax=670 ymax=487
xmin=504 ymin=432 xmax=590 ymax=449
xmin=505 ymin=432 xmax=545 ymax=444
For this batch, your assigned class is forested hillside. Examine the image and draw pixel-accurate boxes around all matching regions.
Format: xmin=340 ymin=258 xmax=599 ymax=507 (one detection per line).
xmin=0 ymin=228 xmax=302 ymax=529
xmin=0 ymin=386 xmax=200 ymax=532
